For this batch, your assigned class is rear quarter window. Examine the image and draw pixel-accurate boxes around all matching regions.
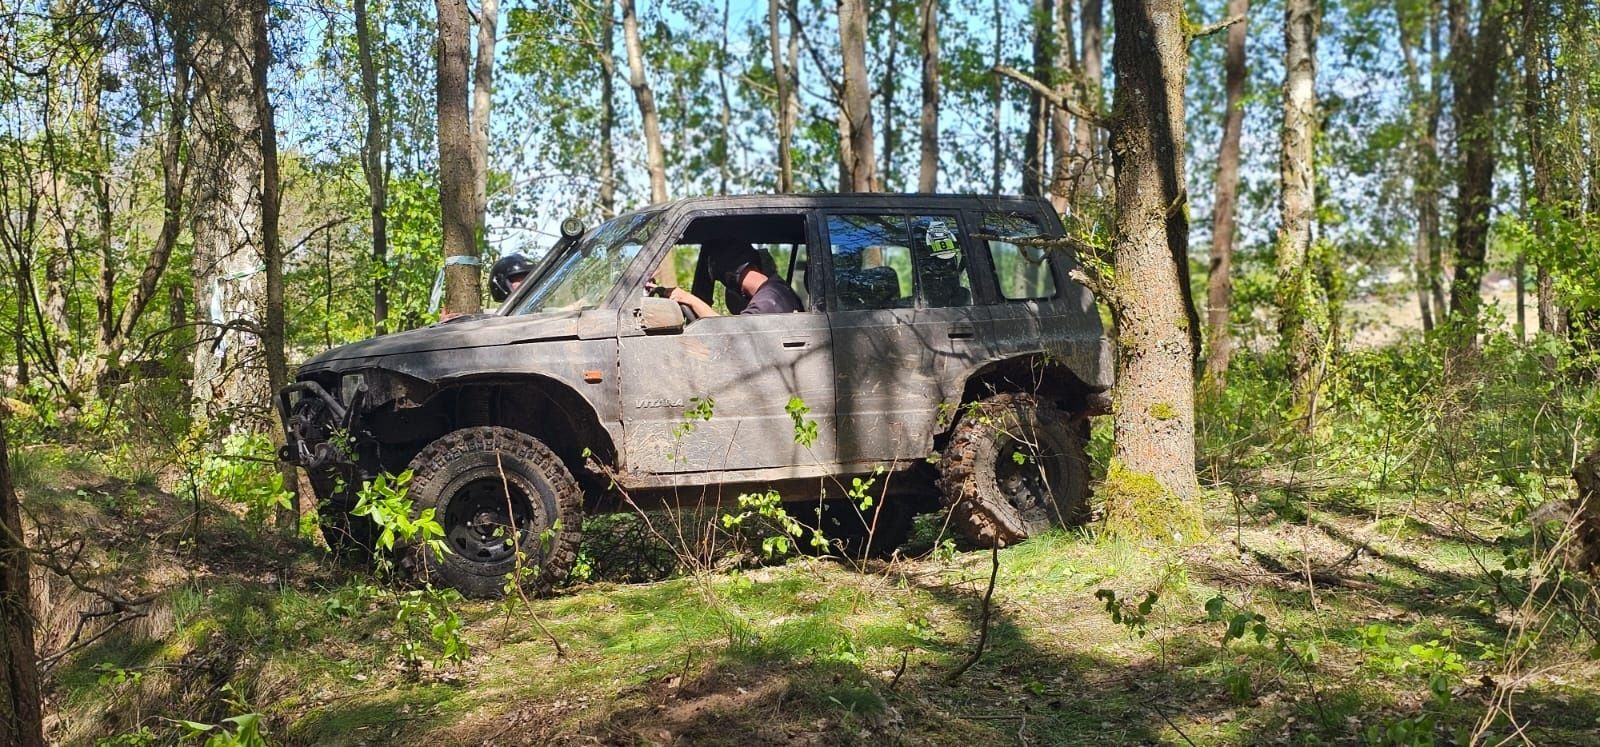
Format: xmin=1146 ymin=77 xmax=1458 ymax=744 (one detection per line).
xmin=978 ymin=212 xmax=1058 ymax=302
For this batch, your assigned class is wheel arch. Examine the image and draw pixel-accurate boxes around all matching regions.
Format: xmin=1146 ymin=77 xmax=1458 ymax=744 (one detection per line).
xmin=935 ymin=353 xmax=1101 ymax=451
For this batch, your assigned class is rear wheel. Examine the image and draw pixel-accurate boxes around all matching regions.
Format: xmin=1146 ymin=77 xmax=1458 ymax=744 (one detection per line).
xmin=404 ymin=427 xmax=583 ymax=597
xmin=937 ymin=394 xmax=1090 ymax=547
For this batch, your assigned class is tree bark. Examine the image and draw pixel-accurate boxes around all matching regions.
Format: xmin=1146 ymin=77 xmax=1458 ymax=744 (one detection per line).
xmin=0 ymin=402 xmax=43 ymax=747
xmin=355 ymin=0 xmax=390 ymax=333
xmin=1021 ymin=0 xmax=1053 ymax=197
xmin=880 ymin=0 xmax=900 ymax=191
xmin=1276 ymin=0 xmax=1324 ymax=413
xmin=251 ymin=0 xmax=299 ymax=532
xmin=917 ymin=0 xmax=939 ymax=192
xmin=839 ymin=0 xmax=876 ymax=192
xmin=1574 ymin=446 xmax=1600 ymax=576
xmin=1047 ymin=0 xmax=1074 ymax=213
xmin=471 ymin=0 xmax=497 ymax=234
xmin=1105 ymin=0 xmax=1200 ymax=506
xmin=717 ymin=0 xmax=733 ymax=195
xmin=1073 ymin=0 xmax=1103 ymax=204
xmin=621 ymin=0 xmax=669 ymax=204
xmin=437 ymin=0 xmax=480 ymax=317
xmin=189 ymin=0 xmax=272 ymax=426
xmin=990 ymin=0 xmax=1002 ymax=194
xmin=1446 ymin=0 xmax=1505 ymax=329
xmin=597 ymin=0 xmax=618 ymax=216
xmin=770 ymin=0 xmax=796 ymax=193
xmin=1204 ymin=0 xmax=1248 ymax=387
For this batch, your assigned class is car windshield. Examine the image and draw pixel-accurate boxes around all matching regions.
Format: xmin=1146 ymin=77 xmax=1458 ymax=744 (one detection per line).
xmin=510 ymin=211 xmax=660 ymax=314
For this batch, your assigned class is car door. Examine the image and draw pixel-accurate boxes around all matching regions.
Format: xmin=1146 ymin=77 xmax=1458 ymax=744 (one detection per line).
xmin=825 ymin=209 xmax=979 ymax=465
xmin=617 ymin=210 xmax=836 ymax=476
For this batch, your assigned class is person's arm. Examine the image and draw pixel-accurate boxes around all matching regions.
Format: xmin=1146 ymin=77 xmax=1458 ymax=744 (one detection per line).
xmin=668 ymin=287 xmax=718 ymax=318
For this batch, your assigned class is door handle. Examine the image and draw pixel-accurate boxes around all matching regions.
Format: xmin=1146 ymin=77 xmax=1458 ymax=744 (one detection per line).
xmin=781 ymin=336 xmax=809 ymax=348
xmin=948 ymin=326 xmax=975 ymax=340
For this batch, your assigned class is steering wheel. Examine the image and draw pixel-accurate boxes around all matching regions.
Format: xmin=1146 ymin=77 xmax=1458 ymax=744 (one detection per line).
xmin=678 ymin=301 xmax=699 ymax=324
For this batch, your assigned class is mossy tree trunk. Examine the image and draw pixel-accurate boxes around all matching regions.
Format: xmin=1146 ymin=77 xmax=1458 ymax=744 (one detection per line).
xmin=1276 ymin=0 xmax=1326 ymax=417
xmin=1099 ymin=0 xmax=1202 ymax=537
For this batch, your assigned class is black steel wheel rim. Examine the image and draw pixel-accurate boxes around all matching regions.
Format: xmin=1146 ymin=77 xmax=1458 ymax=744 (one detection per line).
xmin=442 ymin=476 xmax=537 ymax=566
xmin=994 ymin=432 xmax=1064 ymax=513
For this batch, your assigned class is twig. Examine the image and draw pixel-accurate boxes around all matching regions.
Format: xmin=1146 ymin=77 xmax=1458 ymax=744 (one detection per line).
xmin=945 ymin=545 xmax=1000 ymax=685
xmin=1145 ymin=699 xmax=1198 ymax=747
xmin=888 ymin=650 xmax=909 ymax=691
xmin=1187 ymin=14 xmax=1246 ymax=40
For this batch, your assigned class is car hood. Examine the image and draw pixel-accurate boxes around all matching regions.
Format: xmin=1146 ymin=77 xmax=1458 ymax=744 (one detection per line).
xmin=299 ymin=311 xmax=581 ymax=372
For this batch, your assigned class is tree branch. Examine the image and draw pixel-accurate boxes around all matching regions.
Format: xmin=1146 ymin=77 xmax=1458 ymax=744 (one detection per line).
xmin=992 ymin=65 xmax=1105 ymax=129
xmin=1187 ymin=14 xmax=1246 ymax=41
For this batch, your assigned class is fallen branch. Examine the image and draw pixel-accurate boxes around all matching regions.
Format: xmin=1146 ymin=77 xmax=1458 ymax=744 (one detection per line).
xmin=945 ymin=545 xmax=1000 ymax=685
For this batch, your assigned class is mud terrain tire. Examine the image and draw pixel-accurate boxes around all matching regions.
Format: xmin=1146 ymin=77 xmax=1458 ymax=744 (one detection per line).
xmin=938 ymin=394 xmax=1089 ymax=547
xmin=405 ymin=427 xmax=583 ymax=598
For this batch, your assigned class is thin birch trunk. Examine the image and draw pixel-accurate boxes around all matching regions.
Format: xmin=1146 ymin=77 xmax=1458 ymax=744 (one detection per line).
xmin=471 ymin=0 xmax=498 ymax=235
xmin=621 ymin=0 xmax=668 ymax=203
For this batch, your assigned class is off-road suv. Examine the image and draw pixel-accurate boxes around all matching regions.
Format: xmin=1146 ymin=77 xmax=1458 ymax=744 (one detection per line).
xmin=279 ymin=194 xmax=1112 ymax=595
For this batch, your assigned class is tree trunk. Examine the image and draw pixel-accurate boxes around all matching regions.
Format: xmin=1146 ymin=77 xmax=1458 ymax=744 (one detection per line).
xmin=1105 ymin=0 xmax=1200 ymax=510
xmin=770 ymin=0 xmax=796 ymax=193
xmin=1021 ymin=0 xmax=1053 ymax=197
xmin=355 ymin=0 xmax=390 ymax=333
xmin=0 ymin=403 xmax=43 ymax=747
xmin=189 ymin=0 xmax=271 ymax=426
xmin=252 ymin=0 xmax=298 ymax=533
xmin=1047 ymin=0 xmax=1074 ymax=213
xmin=839 ymin=0 xmax=877 ymax=192
xmin=1574 ymin=446 xmax=1600 ymax=575
xmin=471 ymin=0 xmax=497 ymax=234
xmin=597 ymin=0 xmax=618 ymax=216
xmin=1072 ymin=0 xmax=1103 ymax=205
xmin=880 ymin=0 xmax=900 ymax=191
xmin=1276 ymin=0 xmax=1324 ymax=413
xmin=437 ymin=0 xmax=480 ymax=317
xmin=717 ymin=0 xmax=733 ymax=195
xmin=990 ymin=0 xmax=1003 ymax=194
xmin=917 ymin=0 xmax=940 ymax=192
xmin=1446 ymin=0 xmax=1505 ymax=329
xmin=1204 ymin=0 xmax=1248 ymax=387
xmin=621 ymin=0 xmax=668 ymax=204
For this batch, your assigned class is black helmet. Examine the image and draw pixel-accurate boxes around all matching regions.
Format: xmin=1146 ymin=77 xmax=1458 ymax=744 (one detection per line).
xmin=703 ymin=240 xmax=760 ymax=291
xmin=490 ymin=253 xmax=537 ymax=302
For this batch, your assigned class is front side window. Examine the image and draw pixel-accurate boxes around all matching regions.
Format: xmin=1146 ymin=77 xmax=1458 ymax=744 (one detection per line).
xmin=512 ymin=211 xmax=659 ymax=314
xmin=980 ymin=212 xmax=1057 ymax=301
xmin=828 ymin=213 xmax=971 ymax=310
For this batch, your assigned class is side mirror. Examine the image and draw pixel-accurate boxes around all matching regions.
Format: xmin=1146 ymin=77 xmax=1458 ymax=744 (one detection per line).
xmin=637 ymin=297 xmax=684 ymax=335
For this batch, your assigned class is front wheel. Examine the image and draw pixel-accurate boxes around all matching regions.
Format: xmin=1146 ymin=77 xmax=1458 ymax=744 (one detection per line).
xmin=404 ymin=427 xmax=583 ymax=597
xmin=937 ymin=394 xmax=1090 ymax=548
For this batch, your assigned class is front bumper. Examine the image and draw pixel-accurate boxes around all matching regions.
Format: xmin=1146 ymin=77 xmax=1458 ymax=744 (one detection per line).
xmin=277 ymin=377 xmax=365 ymax=469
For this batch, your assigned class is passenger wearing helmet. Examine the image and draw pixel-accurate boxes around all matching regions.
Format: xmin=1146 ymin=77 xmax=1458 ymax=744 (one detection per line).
xmin=663 ymin=240 xmax=801 ymax=318
xmin=490 ymin=252 xmax=537 ymax=302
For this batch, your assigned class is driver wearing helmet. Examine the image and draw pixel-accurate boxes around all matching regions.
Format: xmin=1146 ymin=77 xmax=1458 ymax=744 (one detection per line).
xmin=490 ymin=252 xmax=537 ymax=303
xmin=664 ymin=240 xmax=801 ymax=318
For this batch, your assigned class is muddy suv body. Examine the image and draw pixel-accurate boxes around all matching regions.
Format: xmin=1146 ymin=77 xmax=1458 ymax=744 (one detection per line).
xmin=280 ymin=194 xmax=1111 ymax=595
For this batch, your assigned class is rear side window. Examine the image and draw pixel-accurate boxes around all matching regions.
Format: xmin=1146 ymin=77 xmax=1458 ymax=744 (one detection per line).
xmin=980 ymin=213 xmax=1058 ymax=301
xmin=827 ymin=213 xmax=972 ymax=310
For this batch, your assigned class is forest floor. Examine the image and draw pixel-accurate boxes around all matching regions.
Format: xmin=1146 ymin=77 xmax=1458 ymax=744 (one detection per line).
xmin=20 ymin=434 xmax=1600 ymax=747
